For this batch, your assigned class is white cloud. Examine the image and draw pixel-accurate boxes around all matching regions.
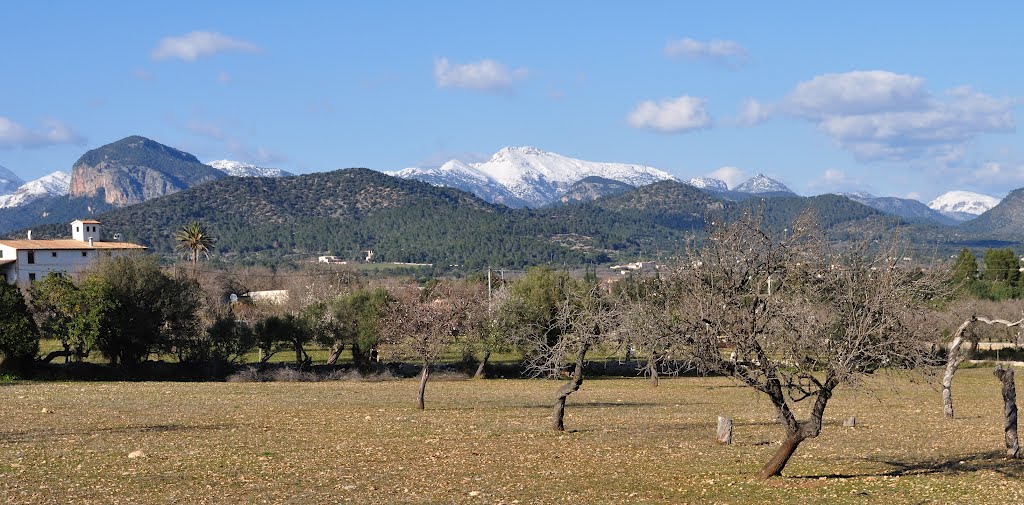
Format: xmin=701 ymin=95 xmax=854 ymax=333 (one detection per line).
xmin=747 ymin=70 xmax=1017 ymax=164
xmin=782 ymin=71 xmax=928 ymax=118
xmin=736 ymin=99 xmax=771 ymax=126
xmin=434 ymin=58 xmax=528 ymax=92
xmin=664 ymin=37 xmax=748 ymax=66
xmin=217 ymin=71 xmax=231 ymax=84
xmin=0 ymin=117 xmax=86 ymax=149
xmin=627 ymin=95 xmax=711 ymax=133
xmin=707 ymin=166 xmax=747 ymax=189
xmin=905 ymin=192 xmax=922 ymax=200
xmin=152 ymin=31 xmax=260 ymax=62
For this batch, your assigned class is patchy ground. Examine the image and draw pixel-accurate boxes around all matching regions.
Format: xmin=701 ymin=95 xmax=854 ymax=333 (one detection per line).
xmin=2 ymin=367 xmax=1023 ymax=504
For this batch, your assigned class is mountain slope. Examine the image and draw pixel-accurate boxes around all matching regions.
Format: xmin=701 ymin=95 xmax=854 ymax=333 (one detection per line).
xmin=962 ymin=188 xmax=1024 ymax=236
xmin=70 ymin=135 xmax=226 ymax=206
xmin=0 ymin=171 xmax=71 ymax=208
xmin=393 ymin=146 xmax=676 ymax=207
xmin=841 ymin=192 xmax=955 ymax=225
xmin=0 ymin=165 xmax=23 ymax=194
xmin=207 ymin=160 xmax=293 ymax=178
xmin=557 ymin=176 xmax=634 ymax=204
xmin=688 ymin=177 xmax=728 ymax=192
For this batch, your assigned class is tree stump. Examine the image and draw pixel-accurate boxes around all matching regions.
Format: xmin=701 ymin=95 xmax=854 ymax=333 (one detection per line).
xmin=994 ymin=365 xmax=1020 ymax=458
xmin=843 ymin=416 xmax=856 ymax=428
xmin=716 ymin=416 xmax=733 ymax=445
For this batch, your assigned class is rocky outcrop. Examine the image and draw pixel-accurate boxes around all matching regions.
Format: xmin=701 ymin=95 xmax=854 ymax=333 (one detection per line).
xmin=70 ymin=136 xmax=225 ymax=206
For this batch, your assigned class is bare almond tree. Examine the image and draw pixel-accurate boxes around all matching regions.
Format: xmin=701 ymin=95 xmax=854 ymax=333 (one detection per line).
xmin=380 ymin=280 xmax=483 ymax=410
xmin=672 ymin=212 xmax=941 ymax=479
xmin=614 ymin=275 xmax=689 ymax=386
xmin=942 ymin=312 xmax=1024 ymax=418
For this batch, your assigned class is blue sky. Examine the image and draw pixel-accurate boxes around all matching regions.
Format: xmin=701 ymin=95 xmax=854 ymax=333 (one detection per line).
xmin=2 ymin=1 xmax=1022 ymax=201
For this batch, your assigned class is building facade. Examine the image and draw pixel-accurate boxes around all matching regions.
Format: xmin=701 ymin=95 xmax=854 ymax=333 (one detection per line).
xmin=0 ymin=220 xmax=147 ymax=284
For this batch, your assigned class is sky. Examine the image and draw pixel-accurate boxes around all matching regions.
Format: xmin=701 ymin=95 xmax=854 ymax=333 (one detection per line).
xmin=2 ymin=1 xmax=1023 ymax=202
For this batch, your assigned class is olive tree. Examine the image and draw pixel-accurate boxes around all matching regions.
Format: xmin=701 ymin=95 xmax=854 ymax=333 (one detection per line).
xmin=0 ymin=282 xmax=39 ymax=369
xmin=673 ymin=213 xmax=941 ymax=478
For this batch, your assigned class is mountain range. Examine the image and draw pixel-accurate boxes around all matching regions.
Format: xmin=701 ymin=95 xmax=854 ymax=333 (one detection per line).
xmin=2 ymin=136 xmax=1021 ymax=268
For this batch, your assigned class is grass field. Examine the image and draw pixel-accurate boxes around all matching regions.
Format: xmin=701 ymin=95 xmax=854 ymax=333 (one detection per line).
xmin=2 ymin=367 xmax=1024 ymax=504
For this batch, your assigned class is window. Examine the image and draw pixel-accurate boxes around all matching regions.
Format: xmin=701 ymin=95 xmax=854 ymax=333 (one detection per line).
xmin=76 ymin=226 xmax=80 ymax=232
xmin=82 ymin=251 xmax=88 ymax=257
xmin=28 ymin=273 xmax=36 ymax=281
xmin=27 ymin=251 xmax=34 ymax=264
xmin=51 ymin=251 xmax=57 ymax=258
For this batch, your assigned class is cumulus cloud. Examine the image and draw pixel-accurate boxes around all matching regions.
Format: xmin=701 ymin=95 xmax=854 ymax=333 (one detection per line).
xmin=152 ymin=31 xmax=260 ymax=62
xmin=434 ymin=58 xmax=528 ymax=92
xmin=664 ymin=37 xmax=748 ymax=66
xmin=745 ymin=70 xmax=1016 ymax=163
xmin=227 ymin=140 xmax=288 ymax=165
xmin=627 ymin=95 xmax=712 ymax=133
xmin=0 ymin=117 xmax=86 ymax=149
xmin=707 ymin=166 xmax=747 ymax=189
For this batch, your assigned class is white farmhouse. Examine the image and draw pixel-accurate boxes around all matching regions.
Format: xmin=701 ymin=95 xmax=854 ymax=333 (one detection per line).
xmin=0 ymin=220 xmax=146 ymax=284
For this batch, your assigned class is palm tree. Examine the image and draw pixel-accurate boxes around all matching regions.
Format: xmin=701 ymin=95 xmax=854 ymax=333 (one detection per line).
xmin=175 ymin=221 xmax=215 ymax=274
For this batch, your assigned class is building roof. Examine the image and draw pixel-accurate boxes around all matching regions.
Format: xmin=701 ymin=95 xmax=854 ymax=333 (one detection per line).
xmin=0 ymin=259 xmax=15 ymax=266
xmin=0 ymin=240 xmax=147 ymax=251
xmin=72 ymin=219 xmax=101 ymax=224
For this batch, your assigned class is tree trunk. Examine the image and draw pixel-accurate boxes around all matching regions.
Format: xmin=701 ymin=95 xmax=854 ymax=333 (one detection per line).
xmin=552 ymin=343 xmax=589 ymax=431
xmin=294 ymin=340 xmax=304 ymax=366
xmin=759 ymin=433 xmax=805 ymax=479
xmin=326 ymin=343 xmax=344 ymax=365
xmin=943 ymin=318 xmax=975 ymax=419
xmin=994 ymin=365 xmax=1020 ymax=458
xmin=417 ymin=364 xmax=430 ymax=410
xmin=473 ymin=351 xmax=491 ymax=379
xmin=648 ymin=355 xmax=660 ymax=387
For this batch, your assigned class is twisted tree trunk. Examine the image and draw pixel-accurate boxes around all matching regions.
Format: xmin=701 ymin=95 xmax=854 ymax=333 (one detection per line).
xmin=326 ymin=343 xmax=344 ymax=365
xmin=416 ymin=363 xmax=430 ymax=410
xmin=648 ymin=352 xmax=660 ymax=387
xmin=760 ymin=377 xmax=836 ymax=479
xmin=944 ymin=316 xmax=1024 ymax=419
xmin=473 ymin=351 xmax=491 ymax=379
xmin=943 ymin=318 xmax=975 ymax=418
xmin=994 ymin=365 xmax=1020 ymax=458
xmin=552 ymin=343 xmax=590 ymax=431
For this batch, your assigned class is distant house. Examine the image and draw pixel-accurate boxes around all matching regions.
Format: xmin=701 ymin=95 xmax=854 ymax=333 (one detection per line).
xmin=0 ymin=220 xmax=147 ymax=284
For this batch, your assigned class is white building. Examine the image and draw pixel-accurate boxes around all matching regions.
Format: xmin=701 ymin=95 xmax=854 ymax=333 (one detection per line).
xmin=0 ymin=220 xmax=147 ymax=284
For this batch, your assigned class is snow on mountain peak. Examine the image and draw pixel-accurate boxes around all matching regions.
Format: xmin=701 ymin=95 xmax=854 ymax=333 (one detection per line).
xmin=734 ymin=173 xmax=794 ymax=194
xmin=207 ymin=160 xmax=292 ymax=178
xmin=0 ymin=171 xmax=70 ymax=209
xmin=687 ymin=177 xmax=728 ymax=192
xmin=928 ymin=190 xmax=999 ymax=216
xmin=393 ymin=147 xmax=676 ymax=207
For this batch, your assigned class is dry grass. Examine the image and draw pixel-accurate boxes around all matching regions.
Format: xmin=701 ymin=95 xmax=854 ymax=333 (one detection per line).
xmin=2 ymin=368 xmax=1024 ymax=504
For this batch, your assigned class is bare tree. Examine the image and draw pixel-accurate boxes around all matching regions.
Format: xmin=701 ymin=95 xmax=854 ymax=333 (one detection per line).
xmin=672 ymin=212 xmax=941 ymax=478
xmin=942 ymin=313 xmax=1024 ymax=418
xmin=523 ymin=280 xmax=616 ymax=431
xmin=614 ymin=275 xmax=689 ymax=386
xmin=380 ymin=280 xmax=482 ymax=410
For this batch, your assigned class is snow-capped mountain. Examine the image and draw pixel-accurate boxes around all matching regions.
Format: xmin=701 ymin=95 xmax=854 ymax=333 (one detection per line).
xmin=734 ymin=174 xmax=794 ymax=195
xmin=841 ymin=191 xmax=955 ymax=224
xmin=392 ymin=146 xmax=676 ymax=207
xmin=687 ymin=177 xmax=728 ymax=192
xmin=0 ymin=164 xmax=23 ymax=194
xmin=0 ymin=171 xmax=71 ymax=208
xmin=207 ymin=160 xmax=293 ymax=178
xmin=928 ymin=191 xmax=1000 ymax=222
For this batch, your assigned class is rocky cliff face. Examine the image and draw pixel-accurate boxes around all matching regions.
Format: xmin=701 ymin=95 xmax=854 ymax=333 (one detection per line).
xmin=70 ymin=136 xmax=226 ymax=206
